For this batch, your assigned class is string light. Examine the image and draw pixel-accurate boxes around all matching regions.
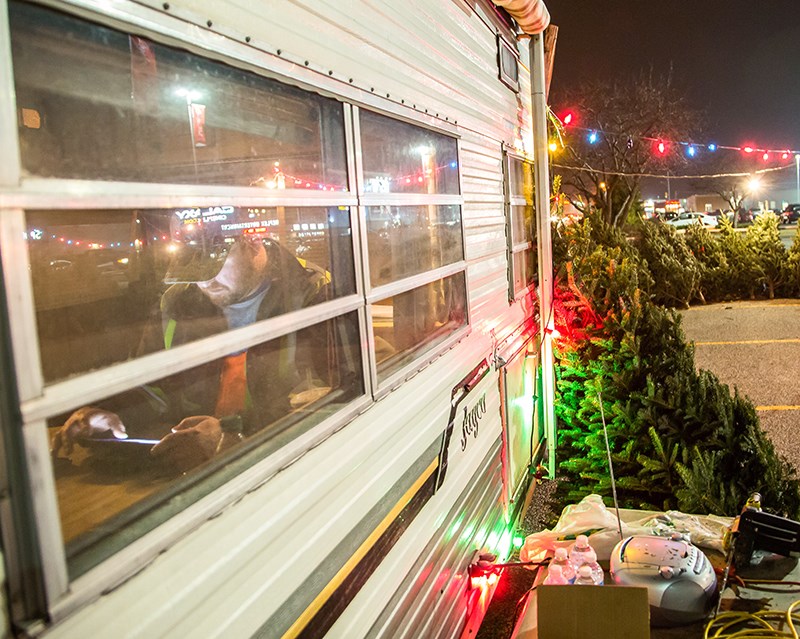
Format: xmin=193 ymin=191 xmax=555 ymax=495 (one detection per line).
xmin=560 ymin=121 xmax=800 ymax=159
xmin=551 ymin=161 xmax=793 ymax=181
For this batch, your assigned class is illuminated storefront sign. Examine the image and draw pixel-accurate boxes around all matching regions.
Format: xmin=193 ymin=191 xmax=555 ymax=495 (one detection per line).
xmin=221 ymin=219 xmax=279 ymax=232
xmin=174 ymin=205 xmax=235 ymax=223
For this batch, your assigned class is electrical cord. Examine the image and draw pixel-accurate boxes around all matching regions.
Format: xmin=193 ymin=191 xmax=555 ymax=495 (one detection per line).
xmin=704 ymin=599 xmax=800 ymax=638
xmin=738 ymin=578 xmax=800 ymax=595
xmin=506 ymin=567 xmax=544 ymax=639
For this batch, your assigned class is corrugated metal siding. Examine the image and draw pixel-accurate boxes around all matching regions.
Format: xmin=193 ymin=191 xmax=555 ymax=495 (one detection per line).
xmin=364 ymin=440 xmax=506 ymax=639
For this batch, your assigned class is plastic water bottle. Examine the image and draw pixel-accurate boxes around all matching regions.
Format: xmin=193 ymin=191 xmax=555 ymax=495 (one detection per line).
xmin=543 ymin=563 xmax=570 ymax=585
xmin=568 ymin=535 xmax=604 ymax=585
xmin=568 ymin=535 xmax=595 ymax=569
xmin=551 ymin=547 xmax=576 ymax=583
xmin=573 ymin=565 xmax=596 ymax=585
xmin=588 ymin=562 xmax=604 ymax=585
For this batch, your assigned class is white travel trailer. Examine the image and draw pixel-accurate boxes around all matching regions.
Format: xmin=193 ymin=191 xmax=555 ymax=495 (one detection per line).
xmin=0 ymin=0 xmax=555 ymax=636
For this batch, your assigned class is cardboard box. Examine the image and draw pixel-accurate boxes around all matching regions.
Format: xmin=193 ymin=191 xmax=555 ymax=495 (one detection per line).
xmin=536 ymin=585 xmax=650 ymax=639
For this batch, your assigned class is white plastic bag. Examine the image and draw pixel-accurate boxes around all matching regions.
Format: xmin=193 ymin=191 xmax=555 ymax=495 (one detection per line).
xmin=519 ymin=494 xmax=734 ymax=562
xmin=519 ymin=494 xmax=621 ymax=562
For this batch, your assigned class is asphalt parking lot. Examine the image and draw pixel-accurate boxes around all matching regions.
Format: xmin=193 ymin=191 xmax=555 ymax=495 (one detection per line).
xmin=680 ymin=300 xmax=800 ymax=474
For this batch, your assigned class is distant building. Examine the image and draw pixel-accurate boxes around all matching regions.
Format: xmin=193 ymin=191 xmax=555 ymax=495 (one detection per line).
xmin=643 ymin=198 xmax=681 ymax=218
xmin=684 ymin=194 xmax=728 ymax=213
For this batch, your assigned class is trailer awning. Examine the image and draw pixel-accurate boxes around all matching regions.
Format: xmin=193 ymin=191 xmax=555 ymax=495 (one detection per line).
xmin=491 ymin=0 xmax=550 ymax=34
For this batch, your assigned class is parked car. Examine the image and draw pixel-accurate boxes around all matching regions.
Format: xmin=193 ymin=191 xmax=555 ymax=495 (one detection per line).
xmin=780 ymin=204 xmax=800 ymax=224
xmin=665 ymin=211 xmax=719 ymax=229
xmin=734 ymin=208 xmax=754 ymax=224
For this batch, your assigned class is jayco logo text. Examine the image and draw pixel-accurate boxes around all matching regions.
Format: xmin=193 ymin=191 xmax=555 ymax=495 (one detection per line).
xmin=460 ymin=394 xmax=486 ymax=451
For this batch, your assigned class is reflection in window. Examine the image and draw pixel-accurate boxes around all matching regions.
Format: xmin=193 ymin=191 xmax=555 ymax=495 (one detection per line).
xmin=371 ymin=272 xmax=467 ymax=381
xmin=49 ymin=312 xmax=363 ymax=566
xmin=10 ymin=1 xmax=347 ymax=187
xmin=506 ymin=156 xmax=537 ymax=296
xmin=360 ymin=109 xmax=460 ymax=195
xmin=512 ymin=249 xmax=535 ymax=296
xmin=26 ymin=206 xmax=355 ymax=382
xmin=366 ymin=205 xmax=463 ymax=287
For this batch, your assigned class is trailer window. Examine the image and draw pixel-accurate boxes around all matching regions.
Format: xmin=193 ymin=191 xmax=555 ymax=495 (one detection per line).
xmin=505 ymin=154 xmax=537 ymax=298
xmin=26 ymin=206 xmax=355 ymax=383
xmin=359 ymin=109 xmax=467 ymax=386
xmin=365 ymin=205 xmax=463 ymax=287
xmin=50 ymin=312 xmax=362 ymax=571
xmin=10 ymin=2 xmax=347 ymax=188
xmin=371 ymin=272 xmax=468 ymax=381
xmin=359 ymin=110 xmax=460 ymax=195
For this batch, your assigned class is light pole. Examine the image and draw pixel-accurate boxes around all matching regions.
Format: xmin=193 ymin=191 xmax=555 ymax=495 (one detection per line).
xmin=175 ymin=88 xmax=202 ymax=179
xmin=795 ymin=154 xmax=799 ymax=204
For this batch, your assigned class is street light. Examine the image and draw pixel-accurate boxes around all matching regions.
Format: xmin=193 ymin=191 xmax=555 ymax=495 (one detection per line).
xmin=747 ymin=176 xmax=762 ymax=212
xmin=747 ymin=176 xmax=762 ymax=193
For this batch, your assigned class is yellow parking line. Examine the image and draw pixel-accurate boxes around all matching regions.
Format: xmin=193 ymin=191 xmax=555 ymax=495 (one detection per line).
xmin=686 ymin=300 xmax=800 ymax=310
xmin=694 ymin=338 xmax=800 ymax=346
xmin=756 ymin=405 xmax=800 ymax=411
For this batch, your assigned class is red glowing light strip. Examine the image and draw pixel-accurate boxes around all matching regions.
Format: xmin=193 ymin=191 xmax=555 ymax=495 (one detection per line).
xmin=261 ymin=162 xmax=456 ymax=192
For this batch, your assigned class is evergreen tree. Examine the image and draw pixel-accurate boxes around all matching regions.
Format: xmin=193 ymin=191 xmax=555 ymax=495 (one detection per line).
xmin=683 ymin=223 xmax=729 ymax=303
xmin=634 ymin=220 xmax=703 ymax=308
xmin=744 ymin=212 xmax=789 ymax=299
xmin=715 ymin=217 xmax=759 ymax=299
xmin=552 ymin=209 xmax=800 ymax=518
xmin=786 ymin=227 xmax=800 ymax=296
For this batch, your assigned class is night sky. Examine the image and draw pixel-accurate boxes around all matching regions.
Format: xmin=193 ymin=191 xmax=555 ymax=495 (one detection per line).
xmin=544 ymin=1 xmax=800 ymax=181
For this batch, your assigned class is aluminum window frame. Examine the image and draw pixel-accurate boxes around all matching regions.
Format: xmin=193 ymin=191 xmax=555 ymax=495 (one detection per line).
xmin=0 ymin=0 xmax=472 ymax=622
xmin=504 ymin=149 xmax=536 ymax=301
xmin=497 ymin=34 xmax=520 ymax=93
xmin=352 ymin=105 xmax=469 ymax=398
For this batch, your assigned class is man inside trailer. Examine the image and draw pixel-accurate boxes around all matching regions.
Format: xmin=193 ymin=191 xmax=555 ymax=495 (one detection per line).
xmin=51 ymin=233 xmax=331 ymax=472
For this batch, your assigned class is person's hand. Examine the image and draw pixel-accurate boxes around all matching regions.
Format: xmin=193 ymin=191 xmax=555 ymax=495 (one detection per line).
xmin=51 ymin=407 xmax=128 ymax=457
xmin=150 ymin=415 xmax=221 ymax=472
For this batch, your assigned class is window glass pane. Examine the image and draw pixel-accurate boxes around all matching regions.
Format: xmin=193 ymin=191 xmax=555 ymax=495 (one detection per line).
xmin=508 ymin=156 xmax=533 ymax=198
xmin=512 ymin=248 xmax=536 ymax=295
xmin=512 ymin=250 xmax=529 ymax=295
xmin=371 ymin=272 xmax=467 ymax=381
xmin=27 ymin=206 xmax=355 ymax=382
xmin=10 ymin=2 xmax=347 ymax=188
xmin=49 ymin=312 xmax=363 ymax=572
xmin=366 ymin=205 xmax=463 ymax=287
xmin=360 ymin=110 xmax=459 ymax=195
xmin=510 ymin=204 xmax=531 ymax=246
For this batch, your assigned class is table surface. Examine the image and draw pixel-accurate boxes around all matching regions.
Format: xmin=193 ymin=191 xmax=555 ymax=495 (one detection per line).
xmin=50 ymin=423 xmax=178 ymax=544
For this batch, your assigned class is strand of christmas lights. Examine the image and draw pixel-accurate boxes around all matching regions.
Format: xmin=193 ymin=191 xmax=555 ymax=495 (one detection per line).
xmin=556 ymin=113 xmax=800 ymax=161
xmin=550 ymin=161 xmax=795 ymax=181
